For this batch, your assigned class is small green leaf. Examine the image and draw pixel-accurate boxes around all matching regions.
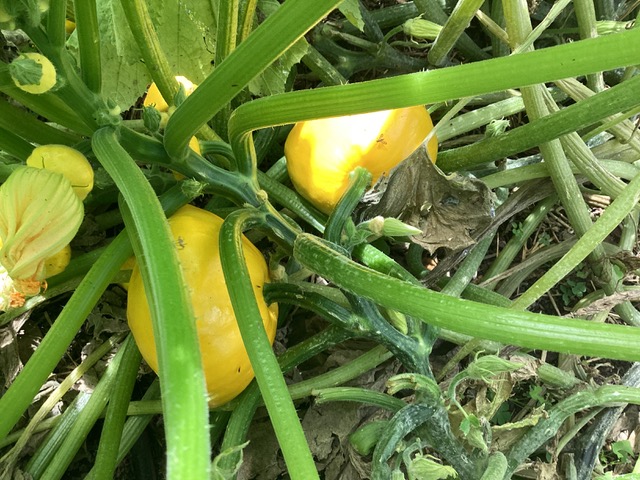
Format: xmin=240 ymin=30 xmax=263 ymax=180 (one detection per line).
xmin=8 ymin=56 xmax=43 ymax=86
xmin=466 ymin=355 xmax=523 ymax=382
xmin=211 ymin=441 xmax=249 ymax=480
xmin=529 ymin=384 xmax=546 ymax=405
xmin=338 ymin=0 xmax=364 ymax=32
xmin=611 ymin=440 xmax=634 ymax=462
xmin=459 ymin=415 xmax=488 ymax=453
xmin=406 ymin=455 xmax=457 ymax=480
xmin=460 ymin=415 xmax=477 ymax=436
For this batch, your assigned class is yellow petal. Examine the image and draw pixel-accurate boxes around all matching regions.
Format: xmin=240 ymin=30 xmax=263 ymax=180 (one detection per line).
xmin=0 ymin=167 xmax=83 ymax=280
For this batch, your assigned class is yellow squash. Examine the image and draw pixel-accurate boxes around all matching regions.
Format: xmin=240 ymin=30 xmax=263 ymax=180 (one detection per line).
xmin=143 ymin=75 xmax=197 ymax=113
xmin=26 ymin=144 xmax=94 ymax=201
xmin=10 ymin=52 xmax=57 ymax=95
xmin=126 ymin=205 xmax=278 ymax=407
xmin=284 ymin=106 xmax=438 ymax=213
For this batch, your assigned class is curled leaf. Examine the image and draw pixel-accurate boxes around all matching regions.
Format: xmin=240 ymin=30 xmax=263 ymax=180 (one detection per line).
xmin=0 ymin=167 xmax=83 ymax=282
xmin=358 ymin=143 xmax=494 ymax=254
xmin=466 ymin=355 xmax=524 ymax=382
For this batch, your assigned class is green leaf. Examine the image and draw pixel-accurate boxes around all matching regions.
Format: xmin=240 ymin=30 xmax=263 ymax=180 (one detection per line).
xmin=406 ymin=455 xmax=457 ymax=480
xmin=67 ymin=0 xmax=216 ymax=110
xmin=459 ymin=415 xmax=476 ymax=436
xmin=611 ymin=440 xmax=634 ymax=462
xmin=8 ymin=56 xmax=42 ymax=86
xmin=529 ymin=384 xmax=546 ymax=405
xmin=211 ymin=442 xmax=249 ymax=480
xmin=248 ymin=0 xmax=309 ymax=96
xmin=338 ymin=0 xmax=364 ymax=32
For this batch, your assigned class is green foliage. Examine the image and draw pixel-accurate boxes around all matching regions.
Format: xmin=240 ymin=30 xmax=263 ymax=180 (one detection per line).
xmin=338 ymin=0 xmax=364 ymax=32
xmin=7 ymin=56 xmax=42 ymax=86
xmin=611 ymin=440 xmax=635 ymax=463
xmin=528 ymin=384 xmax=547 ymax=405
xmin=66 ymin=0 xmax=217 ymax=110
xmin=211 ymin=442 xmax=249 ymax=480
xmin=556 ymin=263 xmax=590 ymax=306
xmin=2 ymin=1 xmax=640 ymax=479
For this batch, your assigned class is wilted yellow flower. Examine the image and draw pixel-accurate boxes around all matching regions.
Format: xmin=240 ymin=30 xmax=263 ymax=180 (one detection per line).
xmin=0 ymin=167 xmax=83 ymax=308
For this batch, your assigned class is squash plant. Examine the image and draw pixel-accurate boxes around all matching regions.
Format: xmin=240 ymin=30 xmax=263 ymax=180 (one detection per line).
xmin=0 ymin=0 xmax=640 ymax=479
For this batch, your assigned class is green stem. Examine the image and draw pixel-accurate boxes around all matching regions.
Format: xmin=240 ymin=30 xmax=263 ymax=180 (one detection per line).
xmin=228 ymin=28 xmax=640 ymax=154
xmin=35 ymin=337 xmax=129 ymax=480
xmin=257 ymin=171 xmax=326 ymax=232
xmin=483 ymin=195 xmax=557 ymax=284
xmin=438 ymin=73 xmax=640 ymax=171
xmin=324 ymin=167 xmax=371 ymax=246
xmin=313 ymin=387 xmax=405 ymax=412
xmin=288 ymin=346 xmax=393 ymax=401
xmin=510 ymin=167 xmax=640 ymax=311
xmin=573 ymin=0 xmax=605 ymax=92
xmin=428 ymin=0 xmax=486 ymax=66
xmin=293 ymin=233 xmax=640 ymax=361
xmin=238 ymin=0 xmax=259 ymax=43
xmin=301 ymin=44 xmax=348 ymax=86
xmin=555 ymin=77 xmax=640 ymax=151
xmin=212 ymin=0 xmax=239 ymax=139
xmin=436 ymin=96 xmax=525 ymax=143
xmin=0 ymin=334 xmax=124 ymax=475
xmin=92 ymin=128 xmax=210 ymax=480
xmin=119 ymin=0 xmax=177 ymax=116
xmin=46 ymin=0 xmax=67 ymax=49
xmin=481 ymin=160 xmax=639 ymax=190
xmin=219 ymin=208 xmax=318 ymax=479
xmin=165 ymin=0 xmax=344 ymax=164
xmin=73 ymin=0 xmax=102 ymax=92
xmin=0 ymin=95 xmax=81 ymax=146
xmin=117 ymin=127 xmax=258 ymax=206
xmin=0 ymin=125 xmax=34 ymax=159
xmin=480 ymin=452 xmax=507 ymax=479
xmin=0 ymin=85 xmax=92 ymax=136
xmin=413 ymin=0 xmax=489 ymax=60
xmin=89 ymin=336 xmax=141 ymax=480
xmin=440 ymin=232 xmax=495 ymax=298
xmin=215 ymin=0 xmax=238 ymax=64
xmin=217 ymin=325 xmax=352 ymax=472
xmin=504 ymin=385 xmax=640 ymax=477
xmin=510 ymin=0 xmax=572 ymax=54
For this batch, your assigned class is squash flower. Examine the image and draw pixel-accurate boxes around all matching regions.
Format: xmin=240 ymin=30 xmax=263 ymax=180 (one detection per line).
xmin=0 ymin=167 xmax=83 ymax=309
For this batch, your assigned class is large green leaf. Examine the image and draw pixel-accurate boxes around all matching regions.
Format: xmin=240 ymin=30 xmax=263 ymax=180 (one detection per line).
xmin=67 ymin=0 xmax=216 ymax=110
xmin=247 ymin=0 xmax=309 ymax=96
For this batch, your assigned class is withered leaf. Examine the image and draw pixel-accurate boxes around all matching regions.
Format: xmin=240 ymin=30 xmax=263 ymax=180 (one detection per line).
xmin=358 ymin=142 xmax=494 ymax=254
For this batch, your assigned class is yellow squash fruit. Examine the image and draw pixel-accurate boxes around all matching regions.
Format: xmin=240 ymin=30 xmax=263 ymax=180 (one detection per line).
xmin=65 ymin=20 xmax=76 ymax=35
xmin=143 ymin=75 xmax=197 ymax=113
xmin=44 ymin=244 xmax=71 ymax=277
xmin=284 ymin=106 xmax=438 ymax=213
xmin=126 ymin=205 xmax=278 ymax=407
xmin=118 ymin=256 xmax=136 ymax=291
xmin=0 ymin=240 xmax=71 ymax=279
xmin=26 ymin=145 xmax=94 ymax=201
xmin=10 ymin=52 xmax=57 ymax=95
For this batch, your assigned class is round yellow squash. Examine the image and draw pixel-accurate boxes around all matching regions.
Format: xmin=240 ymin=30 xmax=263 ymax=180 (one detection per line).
xmin=126 ymin=205 xmax=278 ymax=407
xmin=284 ymin=106 xmax=438 ymax=214
xmin=26 ymin=144 xmax=94 ymax=201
